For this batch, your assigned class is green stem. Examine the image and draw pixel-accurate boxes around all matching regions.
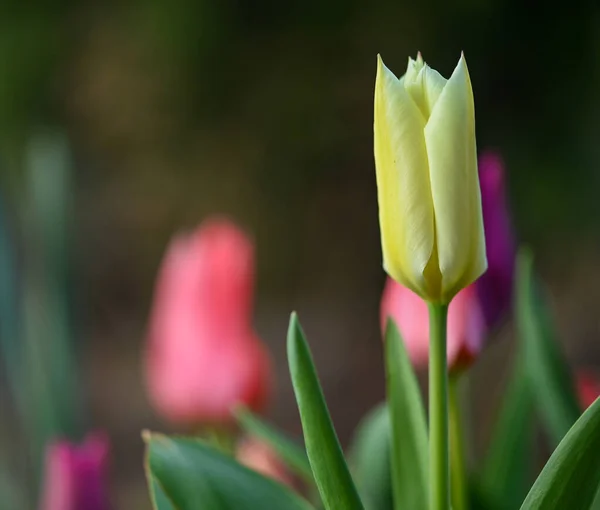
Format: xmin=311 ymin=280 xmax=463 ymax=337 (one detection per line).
xmin=428 ymin=302 xmax=449 ymax=510
xmin=449 ymin=375 xmax=468 ymax=510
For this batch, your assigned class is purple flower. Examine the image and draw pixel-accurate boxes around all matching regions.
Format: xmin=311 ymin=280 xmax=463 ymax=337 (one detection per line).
xmin=39 ymin=433 xmax=111 ymax=510
xmin=477 ymin=151 xmax=516 ymax=328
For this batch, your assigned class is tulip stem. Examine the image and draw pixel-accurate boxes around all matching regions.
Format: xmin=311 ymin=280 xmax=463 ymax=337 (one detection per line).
xmin=428 ymin=302 xmax=450 ymax=510
xmin=449 ymin=375 xmax=468 ymax=510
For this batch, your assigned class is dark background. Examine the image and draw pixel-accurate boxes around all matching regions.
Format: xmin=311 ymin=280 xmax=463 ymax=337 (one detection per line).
xmin=2 ymin=0 xmax=600 ymax=507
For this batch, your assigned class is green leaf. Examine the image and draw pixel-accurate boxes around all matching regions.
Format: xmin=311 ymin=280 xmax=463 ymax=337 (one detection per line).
xmin=478 ymin=360 xmax=534 ymax=510
xmin=287 ymin=312 xmax=365 ymax=510
xmin=234 ymin=405 xmax=314 ymax=485
xmin=516 ymin=248 xmax=581 ymax=445
xmin=520 ymin=398 xmax=600 ymax=509
xmin=147 ymin=473 xmax=176 ymax=510
xmin=384 ymin=319 xmax=428 ymax=510
xmin=145 ymin=432 xmax=313 ymax=510
xmin=347 ymin=402 xmax=393 ymax=510
xmin=592 ymin=486 xmax=600 ymax=510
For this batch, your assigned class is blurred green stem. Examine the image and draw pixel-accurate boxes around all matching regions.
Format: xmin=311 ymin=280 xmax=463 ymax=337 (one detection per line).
xmin=449 ymin=375 xmax=468 ymax=510
xmin=428 ymin=303 xmax=449 ymax=510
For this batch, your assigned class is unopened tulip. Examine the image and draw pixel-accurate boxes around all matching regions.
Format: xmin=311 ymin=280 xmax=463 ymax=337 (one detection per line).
xmin=380 ymin=277 xmax=485 ymax=372
xmin=477 ymin=151 xmax=516 ymax=328
xmin=236 ymin=436 xmax=292 ymax=486
xmin=374 ymin=53 xmax=487 ymax=304
xmin=39 ymin=433 xmax=111 ymax=510
xmin=576 ymin=372 xmax=600 ymax=410
xmin=145 ymin=218 xmax=271 ymax=425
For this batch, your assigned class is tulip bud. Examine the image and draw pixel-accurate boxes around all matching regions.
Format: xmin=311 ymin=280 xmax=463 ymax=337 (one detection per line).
xmin=374 ymin=53 xmax=487 ymax=304
xmin=145 ymin=217 xmax=271 ymax=426
xmin=380 ymin=277 xmax=485 ymax=372
xmin=236 ymin=436 xmax=292 ymax=487
xmin=39 ymin=433 xmax=111 ymax=510
xmin=476 ymin=151 xmax=516 ymax=328
xmin=576 ymin=371 xmax=600 ymax=410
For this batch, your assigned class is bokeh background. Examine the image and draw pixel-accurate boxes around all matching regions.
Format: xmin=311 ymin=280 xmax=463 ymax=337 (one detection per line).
xmin=2 ymin=0 xmax=600 ymax=508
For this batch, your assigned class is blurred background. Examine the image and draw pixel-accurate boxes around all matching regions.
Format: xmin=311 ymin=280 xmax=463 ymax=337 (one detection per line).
xmin=2 ymin=0 xmax=600 ymax=508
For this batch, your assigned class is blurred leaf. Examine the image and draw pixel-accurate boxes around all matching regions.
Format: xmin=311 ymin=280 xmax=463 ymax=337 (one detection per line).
xmin=234 ymin=405 xmax=313 ymax=485
xmin=147 ymin=473 xmax=176 ymax=510
xmin=520 ymin=398 xmax=600 ymax=509
xmin=384 ymin=319 xmax=428 ymax=510
xmin=145 ymin=432 xmax=313 ymax=510
xmin=516 ymin=248 xmax=581 ymax=445
xmin=0 ymin=197 xmax=23 ymax=411
xmin=21 ymin=132 xmax=81 ymax=483
xmin=347 ymin=402 xmax=393 ymax=510
xmin=593 ymin=486 xmax=600 ymax=510
xmin=478 ymin=359 xmax=534 ymax=510
xmin=287 ymin=312 xmax=364 ymax=510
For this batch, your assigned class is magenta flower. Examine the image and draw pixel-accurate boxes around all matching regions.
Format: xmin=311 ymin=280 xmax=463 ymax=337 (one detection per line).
xmin=477 ymin=151 xmax=516 ymax=329
xmin=39 ymin=433 xmax=111 ymax=510
xmin=145 ymin=217 xmax=271 ymax=426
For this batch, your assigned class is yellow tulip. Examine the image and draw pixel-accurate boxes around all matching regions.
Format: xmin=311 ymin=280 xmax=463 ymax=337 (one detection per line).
xmin=374 ymin=53 xmax=487 ymax=304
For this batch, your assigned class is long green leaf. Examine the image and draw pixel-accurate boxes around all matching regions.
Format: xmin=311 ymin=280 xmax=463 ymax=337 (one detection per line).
xmin=384 ymin=319 xmax=428 ymax=510
xmin=287 ymin=312 xmax=364 ymax=510
xmin=479 ymin=359 xmax=534 ymax=510
xmin=516 ymin=248 xmax=581 ymax=445
xmin=234 ymin=405 xmax=313 ymax=485
xmin=147 ymin=473 xmax=176 ymax=510
xmin=145 ymin=432 xmax=313 ymax=510
xmin=520 ymin=398 xmax=600 ymax=509
xmin=347 ymin=403 xmax=393 ymax=510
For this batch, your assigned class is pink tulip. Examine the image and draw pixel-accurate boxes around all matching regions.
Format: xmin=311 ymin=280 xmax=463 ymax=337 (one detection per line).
xmin=39 ymin=433 xmax=111 ymax=510
xmin=380 ymin=278 xmax=485 ymax=372
xmin=576 ymin=371 xmax=600 ymax=410
xmin=236 ymin=437 xmax=292 ymax=486
xmin=145 ymin=217 xmax=271 ymax=425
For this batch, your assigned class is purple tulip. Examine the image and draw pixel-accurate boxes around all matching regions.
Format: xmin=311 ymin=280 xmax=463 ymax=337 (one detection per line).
xmin=477 ymin=151 xmax=516 ymax=329
xmin=39 ymin=433 xmax=111 ymax=510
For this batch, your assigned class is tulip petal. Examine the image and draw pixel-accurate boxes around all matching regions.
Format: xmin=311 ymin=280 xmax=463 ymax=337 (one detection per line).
xmin=374 ymin=55 xmax=435 ymax=297
xmin=403 ymin=64 xmax=447 ymax=120
xmin=424 ymin=55 xmax=486 ymax=301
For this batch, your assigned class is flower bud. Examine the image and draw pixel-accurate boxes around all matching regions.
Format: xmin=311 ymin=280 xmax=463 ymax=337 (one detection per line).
xmin=39 ymin=433 xmax=111 ymax=510
xmin=380 ymin=277 xmax=485 ymax=373
xmin=576 ymin=371 xmax=600 ymax=410
xmin=477 ymin=151 xmax=516 ymax=328
xmin=374 ymin=53 xmax=487 ymax=303
xmin=145 ymin=217 xmax=271 ymax=425
xmin=236 ymin=436 xmax=292 ymax=487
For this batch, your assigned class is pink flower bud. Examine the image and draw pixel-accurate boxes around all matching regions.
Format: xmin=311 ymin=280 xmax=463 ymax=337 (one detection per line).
xmin=576 ymin=371 xmax=600 ymax=410
xmin=236 ymin=437 xmax=292 ymax=487
xmin=145 ymin=217 xmax=271 ymax=425
xmin=380 ymin=278 xmax=485 ymax=372
xmin=39 ymin=433 xmax=111 ymax=510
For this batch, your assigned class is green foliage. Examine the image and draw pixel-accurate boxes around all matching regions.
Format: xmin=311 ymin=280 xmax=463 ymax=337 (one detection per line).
xmin=234 ymin=405 xmax=313 ymax=485
xmin=287 ymin=312 xmax=364 ymax=510
xmin=144 ymin=433 xmax=313 ymax=510
xmin=516 ymin=249 xmax=581 ymax=445
xmin=384 ymin=319 xmax=428 ymax=510
xmin=478 ymin=360 xmax=534 ymax=510
xmin=520 ymin=399 xmax=600 ymax=509
xmin=348 ymin=403 xmax=393 ymax=510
